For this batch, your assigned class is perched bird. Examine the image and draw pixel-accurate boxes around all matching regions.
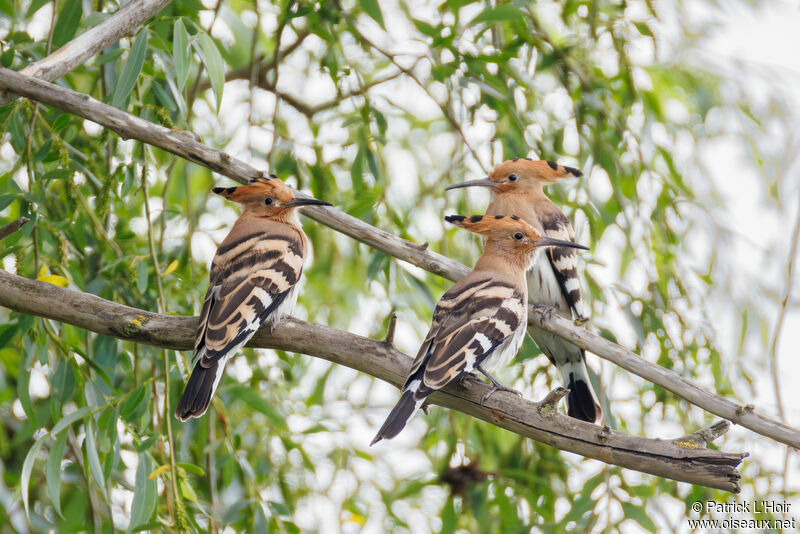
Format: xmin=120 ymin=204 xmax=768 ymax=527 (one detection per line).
xmin=371 ymin=214 xmax=588 ymax=444
xmin=175 ymin=177 xmax=331 ymax=421
xmin=446 ymin=158 xmax=602 ymax=423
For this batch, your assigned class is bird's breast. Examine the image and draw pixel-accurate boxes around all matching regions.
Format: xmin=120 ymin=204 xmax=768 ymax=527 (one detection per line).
xmin=526 ymin=252 xmax=569 ymax=312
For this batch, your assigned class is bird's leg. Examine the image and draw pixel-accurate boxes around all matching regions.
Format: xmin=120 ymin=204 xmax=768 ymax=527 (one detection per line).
xmin=533 ymin=304 xmax=559 ymax=322
xmin=458 ymin=371 xmax=481 ymax=387
xmin=476 ymin=364 xmax=522 ymax=405
xmin=574 ymin=315 xmax=589 ymax=326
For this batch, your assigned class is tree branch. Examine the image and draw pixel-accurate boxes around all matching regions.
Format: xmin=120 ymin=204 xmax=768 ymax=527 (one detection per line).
xmin=0 ymin=0 xmax=172 ymax=106
xmin=1 ymin=67 xmax=797 ymax=450
xmin=0 ymin=217 xmax=28 ymax=240
xmin=0 ymin=269 xmax=745 ymax=492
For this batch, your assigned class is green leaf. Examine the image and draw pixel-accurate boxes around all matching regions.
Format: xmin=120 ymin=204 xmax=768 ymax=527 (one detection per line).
xmin=178 ymin=462 xmax=205 ymax=476
xmin=128 ymin=454 xmax=157 ymax=532
xmin=194 ymin=32 xmax=225 ymax=112
xmin=228 ymin=385 xmax=288 ymax=431
xmin=52 ymin=113 xmax=71 ymax=132
xmin=136 ymin=260 xmax=148 ymax=294
xmin=25 ymin=0 xmax=50 ymax=17
xmin=173 ymin=19 xmax=190 ymax=91
xmin=112 ymin=30 xmax=149 ymax=109
xmin=621 ymin=502 xmax=657 ymax=532
xmin=470 ymin=5 xmax=523 ymax=25
xmin=51 ymin=406 xmax=92 ymax=435
xmin=84 ymin=419 xmax=106 ymax=492
xmin=1 ymin=48 xmax=13 ymax=67
xmin=46 ymin=431 xmax=68 ymax=517
xmin=121 ymin=385 xmax=148 ymax=422
xmin=359 ymin=0 xmax=385 ymax=28
xmin=440 ymin=496 xmax=456 ymax=534
xmin=95 ymin=48 xmax=124 ymax=66
xmin=0 ymin=193 xmax=17 ymax=211
xmin=52 ymin=0 xmax=82 ymax=48
xmin=22 ymin=432 xmax=48 ymax=518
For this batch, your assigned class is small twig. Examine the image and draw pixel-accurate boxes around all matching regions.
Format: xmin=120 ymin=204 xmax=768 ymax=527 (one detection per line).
xmin=383 ymin=312 xmax=397 ymax=345
xmin=674 ymin=420 xmax=731 ymax=448
xmin=537 ymin=386 xmax=569 ymax=417
xmin=769 ymin=193 xmax=800 ymax=423
xmin=0 ymin=217 xmax=28 ymax=240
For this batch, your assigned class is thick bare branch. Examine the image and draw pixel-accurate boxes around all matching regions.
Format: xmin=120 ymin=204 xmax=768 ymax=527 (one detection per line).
xmin=0 ymin=0 xmax=172 ymax=106
xmin=0 ymin=269 xmax=745 ymax=492
xmin=1 ymin=68 xmax=797 ymax=449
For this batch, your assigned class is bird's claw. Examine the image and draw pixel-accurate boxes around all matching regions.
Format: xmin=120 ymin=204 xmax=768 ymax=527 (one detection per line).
xmin=480 ymin=384 xmax=522 ymax=406
xmin=458 ymin=371 xmax=480 ymax=387
xmin=534 ymin=304 xmax=559 ymax=322
xmin=574 ymin=315 xmax=589 ymax=326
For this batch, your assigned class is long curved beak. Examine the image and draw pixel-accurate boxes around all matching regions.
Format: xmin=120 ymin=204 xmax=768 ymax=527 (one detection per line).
xmin=445 ymin=178 xmax=495 ymax=191
xmin=535 ymin=237 xmax=589 ymax=250
xmin=284 ymin=198 xmax=333 ymax=207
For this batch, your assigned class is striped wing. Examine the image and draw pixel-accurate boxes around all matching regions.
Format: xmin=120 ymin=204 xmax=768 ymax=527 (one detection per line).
xmin=540 ymin=209 xmax=586 ymax=320
xmin=406 ymin=277 xmax=525 ymax=395
xmin=194 ymin=227 xmax=305 ymax=368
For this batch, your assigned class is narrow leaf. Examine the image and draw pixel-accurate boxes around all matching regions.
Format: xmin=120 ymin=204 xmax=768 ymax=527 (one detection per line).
xmin=173 ymin=19 xmax=190 ymax=91
xmin=85 ymin=419 xmax=106 ymax=492
xmin=470 ymin=5 xmax=523 ymax=25
xmin=46 ymin=431 xmax=68 ymax=517
xmin=129 ymin=454 xmax=157 ymax=532
xmin=0 ymin=193 xmax=17 ymax=211
xmin=359 ymin=0 xmax=385 ymax=28
xmin=51 ymin=406 xmax=91 ymax=435
xmin=194 ymin=32 xmax=225 ymax=112
xmin=52 ymin=0 xmax=82 ymax=48
xmin=22 ymin=432 xmax=48 ymax=518
xmin=136 ymin=260 xmax=148 ymax=294
xmin=228 ymin=385 xmax=287 ymax=430
xmin=160 ymin=259 xmax=179 ymax=277
xmin=112 ymin=31 xmax=149 ymax=109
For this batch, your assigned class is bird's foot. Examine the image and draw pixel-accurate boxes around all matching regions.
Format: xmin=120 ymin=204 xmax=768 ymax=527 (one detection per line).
xmin=533 ymin=304 xmax=559 ymax=322
xmin=458 ymin=371 xmax=480 ymax=387
xmin=476 ymin=364 xmax=522 ymax=405
xmin=574 ymin=315 xmax=589 ymax=326
xmin=480 ymin=384 xmax=523 ymax=406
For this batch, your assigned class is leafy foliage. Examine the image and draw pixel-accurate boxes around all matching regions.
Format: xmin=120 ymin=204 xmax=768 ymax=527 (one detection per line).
xmin=0 ymin=0 xmax=794 ymax=532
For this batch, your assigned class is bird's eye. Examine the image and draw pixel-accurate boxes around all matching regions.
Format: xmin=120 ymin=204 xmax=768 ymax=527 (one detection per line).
xmin=514 ymin=232 xmax=524 ymax=240
xmin=265 ymin=197 xmax=274 ymax=205
xmin=508 ymin=174 xmax=518 ymax=182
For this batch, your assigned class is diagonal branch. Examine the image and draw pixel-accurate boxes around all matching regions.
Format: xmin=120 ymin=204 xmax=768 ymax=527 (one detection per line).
xmin=0 ymin=0 xmax=172 ymax=107
xmin=0 ymin=217 xmax=28 ymax=240
xmin=0 ymin=269 xmax=745 ymax=492
xmin=0 ymin=68 xmax=798 ymax=449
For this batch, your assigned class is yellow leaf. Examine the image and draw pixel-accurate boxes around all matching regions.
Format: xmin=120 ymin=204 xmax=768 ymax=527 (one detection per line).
xmin=36 ymin=266 xmax=68 ymax=287
xmin=160 ymin=259 xmax=179 ymax=277
xmin=148 ymin=465 xmax=170 ymax=480
xmin=347 ymin=514 xmax=366 ymax=526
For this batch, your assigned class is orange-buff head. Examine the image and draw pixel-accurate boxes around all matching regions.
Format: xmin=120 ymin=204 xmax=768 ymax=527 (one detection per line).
xmin=445 ymin=158 xmax=582 ymax=194
xmin=212 ymin=177 xmax=331 ymax=219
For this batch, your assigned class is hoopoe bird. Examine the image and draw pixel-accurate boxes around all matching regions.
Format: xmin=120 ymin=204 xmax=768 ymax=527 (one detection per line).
xmin=175 ymin=177 xmax=331 ymax=421
xmin=371 ymin=214 xmax=588 ymax=444
xmin=446 ymin=158 xmax=603 ymax=423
